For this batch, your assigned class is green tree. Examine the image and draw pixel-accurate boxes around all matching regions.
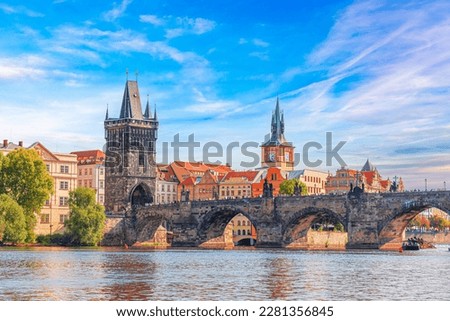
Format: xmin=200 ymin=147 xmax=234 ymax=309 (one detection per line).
xmin=0 ymin=194 xmax=27 ymax=244
xmin=65 ymin=187 xmax=106 ymax=246
xmin=279 ymin=179 xmax=308 ymax=196
xmin=0 ymin=149 xmax=53 ymax=242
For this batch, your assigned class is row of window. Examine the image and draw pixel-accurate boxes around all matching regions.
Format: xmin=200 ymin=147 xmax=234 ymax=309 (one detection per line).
xmin=46 ymin=164 xmax=71 ymax=174
xmin=40 ymin=214 xmax=69 ymax=224
xmin=233 ymin=229 xmax=252 ymax=236
xmin=159 ymin=184 xmax=176 ymax=192
xmin=236 ymin=220 xmax=251 ymax=226
xmin=304 ymin=176 xmax=323 ymax=183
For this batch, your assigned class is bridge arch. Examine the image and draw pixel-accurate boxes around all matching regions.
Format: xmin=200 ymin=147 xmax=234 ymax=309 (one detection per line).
xmin=197 ymin=206 xmax=257 ymax=247
xmin=282 ymin=207 xmax=347 ymax=250
xmin=378 ymin=200 xmax=450 ymax=250
xmin=130 ymin=183 xmax=153 ymax=207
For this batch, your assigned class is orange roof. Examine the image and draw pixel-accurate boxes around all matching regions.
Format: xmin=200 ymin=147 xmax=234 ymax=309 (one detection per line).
xmin=181 ymin=176 xmax=196 ymax=186
xmin=70 ymin=149 xmax=105 ymax=164
xmin=361 ymin=171 xmax=375 ymax=185
xmin=380 ymin=179 xmax=390 ymax=189
xmin=222 ymin=170 xmax=259 ymax=182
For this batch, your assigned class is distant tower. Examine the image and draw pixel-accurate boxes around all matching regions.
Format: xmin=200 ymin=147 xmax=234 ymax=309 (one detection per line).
xmin=261 ymin=97 xmax=294 ymax=170
xmin=104 ymin=79 xmax=158 ymax=213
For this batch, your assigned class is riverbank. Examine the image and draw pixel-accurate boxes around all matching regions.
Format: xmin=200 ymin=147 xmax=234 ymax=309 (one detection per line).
xmin=405 ymin=231 xmax=450 ymax=244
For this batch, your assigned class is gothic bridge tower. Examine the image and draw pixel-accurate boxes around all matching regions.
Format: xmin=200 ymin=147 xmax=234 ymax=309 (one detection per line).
xmin=104 ymin=80 xmax=158 ymax=213
xmin=261 ymin=97 xmax=294 ymax=170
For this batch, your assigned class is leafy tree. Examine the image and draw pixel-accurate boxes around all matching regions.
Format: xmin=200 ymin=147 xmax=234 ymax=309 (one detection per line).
xmin=279 ymin=179 xmax=308 ymax=196
xmin=0 ymin=194 xmax=27 ymax=244
xmin=333 ymin=222 xmax=345 ymax=232
xmin=65 ymin=187 xmax=106 ymax=246
xmin=0 ymin=149 xmax=53 ymax=242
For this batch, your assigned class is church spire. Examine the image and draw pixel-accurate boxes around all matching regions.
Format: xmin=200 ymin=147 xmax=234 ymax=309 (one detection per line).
xmin=119 ymin=80 xmax=143 ymax=119
xmin=144 ymin=95 xmax=150 ymax=118
xmin=105 ymin=104 xmax=109 ymax=120
xmin=154 ymin=104 xmax=157 ymax=120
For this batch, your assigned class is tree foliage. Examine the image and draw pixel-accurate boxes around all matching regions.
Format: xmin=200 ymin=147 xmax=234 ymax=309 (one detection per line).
xmin=0 ymin=194 xmax=27 ymax=244
xmin=65 ymin=187 xmax=106 ymax=246
xmin=279 ymin=179 xmax=308 ymax=196
xmin=0 ymin=149 xmax=53 ymax=242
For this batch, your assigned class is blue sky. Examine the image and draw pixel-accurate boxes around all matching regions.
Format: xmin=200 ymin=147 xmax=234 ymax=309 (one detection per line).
xmin=1 ymin=0 xmax=450 ymax=189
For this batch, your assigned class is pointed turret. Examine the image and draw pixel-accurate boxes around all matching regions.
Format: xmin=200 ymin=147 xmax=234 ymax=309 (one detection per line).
xmin=263 ymin=97 xmax=288 ymax=146
xmin=154 ymin=104 xmax=158 ymax=120
xmin=105 ymin=105 xmax=109 ymax=120
xmin=119 ymin=80 xmax=144 ymax=119
xmin=144 ymin=95 xmax=150 ymax=118
xmin=361 ymin=159 xmax=376 ymax=172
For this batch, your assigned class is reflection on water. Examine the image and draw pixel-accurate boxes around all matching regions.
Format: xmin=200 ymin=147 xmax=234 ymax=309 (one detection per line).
xmin=1 ymin=245 xmax=450 ymax=300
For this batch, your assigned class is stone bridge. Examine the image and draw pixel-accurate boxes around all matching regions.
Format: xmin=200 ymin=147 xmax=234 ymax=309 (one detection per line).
xmin=102 ymin=191 xmax=450 ymax=250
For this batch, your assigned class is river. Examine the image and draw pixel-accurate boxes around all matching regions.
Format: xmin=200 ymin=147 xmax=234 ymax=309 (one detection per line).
xmin=1 ymin=245 xmax=449 ymax=301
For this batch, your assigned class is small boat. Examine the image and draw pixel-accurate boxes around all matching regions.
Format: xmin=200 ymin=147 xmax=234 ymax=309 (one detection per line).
xmin=402 ymin=240 xmax=420 ymax=251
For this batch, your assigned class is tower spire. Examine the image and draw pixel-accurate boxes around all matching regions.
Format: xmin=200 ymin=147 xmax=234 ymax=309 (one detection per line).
xmin=105 ymin=104 xmax=109 ymax=120
xmin=144 ymin=94 xmax=150 ymax=118
xmin=154 ymin=103 xmax=157 ymax=120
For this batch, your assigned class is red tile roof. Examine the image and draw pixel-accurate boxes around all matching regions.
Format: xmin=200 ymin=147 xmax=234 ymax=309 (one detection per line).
xmin=71 ymin=150 xmax=105 ymax=164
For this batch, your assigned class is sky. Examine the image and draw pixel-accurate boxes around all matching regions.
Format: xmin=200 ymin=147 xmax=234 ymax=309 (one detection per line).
xmin=1 ymin=0 xmax=450 ymax=189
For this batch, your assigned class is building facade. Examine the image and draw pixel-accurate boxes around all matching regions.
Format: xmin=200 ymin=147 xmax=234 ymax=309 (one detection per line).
xmin=155 ymin=164 xmax=179 ymax=204
xmin=31 ymin=143 xmax=78 ymax=235
xmin=71 ymin=150 xmax=105 ymax=205
xmin=289 ymin=169 xmax=329 ymax=195
xmin=104 ymin=80 xmax=158 ymax=213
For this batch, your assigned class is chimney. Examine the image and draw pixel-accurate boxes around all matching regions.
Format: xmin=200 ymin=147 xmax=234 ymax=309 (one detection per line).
xmin=3 ymin=139 xmax=8 ymax=148
xmin=19 ymin=141 xmax=23 ymax=147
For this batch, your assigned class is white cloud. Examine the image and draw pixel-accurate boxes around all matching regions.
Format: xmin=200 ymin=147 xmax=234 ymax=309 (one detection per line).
xmin=0 ymin=3 xmax=43 ymax=17
xmin=103 ymin=0 xmax=133 ymax=22
xmin=139 ymin=14 xmax=165 ymax=26
xmin=253 ymin=38 xmax=269 ymax=47
xmin=165 ymin=17 xmax=216 ymax=38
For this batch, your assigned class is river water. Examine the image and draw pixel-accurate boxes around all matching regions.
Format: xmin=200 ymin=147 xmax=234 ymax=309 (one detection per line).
xmin=1 ymin=245 xmax=449 ymax=301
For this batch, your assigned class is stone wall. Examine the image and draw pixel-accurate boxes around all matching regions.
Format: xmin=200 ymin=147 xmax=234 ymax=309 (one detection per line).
xmin=286 ymin=230 xmax=348 ymax=250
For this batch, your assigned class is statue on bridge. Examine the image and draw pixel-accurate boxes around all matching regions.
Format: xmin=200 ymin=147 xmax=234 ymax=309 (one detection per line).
xmin=294 ymin=180 xmax=302 ymax=196
xmin=263 ymin=178 xmax=273 ymax=198
xmin=349 ymin=182 xmax=365 ymax=197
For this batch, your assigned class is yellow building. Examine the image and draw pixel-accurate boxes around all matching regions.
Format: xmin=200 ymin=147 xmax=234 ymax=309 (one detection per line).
xmin=31 ymin=143 xmax=78 ymax=235
xmin=289 ymin=169 xmax=328 ymax=195
xmin=229 ymin=213 xmax=257 ymax=246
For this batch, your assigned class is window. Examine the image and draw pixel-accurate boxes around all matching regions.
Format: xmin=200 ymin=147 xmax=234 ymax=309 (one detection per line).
xmin=60 ymin=165 xmax=69 ymax=173
xmin=237 ymin=230 xmax=241 ymax=235
xmin=59 ymin=197 xmax=68 ymax=206
xmin=60 ymin=181 xmax=69 ymax=190
xmin=59 ymin=214 xmax=69 ymax=224
xmin=237 ymin=220 xmax=241 ymax=226
xmin=46 ymin=164 xmax=50 ymax=172
xmin=247 ymin=229 xmax=251 ymax=235
xmin=99 ymin=169 xmax=104 ymax=175
xmin=99 ymin=180 xmax=104 ymax=189
xmin=45 ymin=199 xmax=50 ymax=206
xmin=88 ymin=180 xmax=92 ymax=188
xmin=84 ymin=169 xmax=88 ymax=175
xmin=79 ymin=169 xmax=82 ymax=176
xmin=40 ymin=214 xmax=50 ymax=224
xmin=78 ymin=180 xmax=82 ymax=186
xmin=99 ymin=195 xmax=104 ymax=203
xmin=89 ymin=168 xmax=92 ymax=175
xmin=242 ymin=230 xmax=246 ymax=235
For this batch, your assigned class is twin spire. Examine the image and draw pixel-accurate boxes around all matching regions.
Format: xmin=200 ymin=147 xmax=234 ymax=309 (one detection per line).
xmin=105 ymin=79 xmax=157 ymax=121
